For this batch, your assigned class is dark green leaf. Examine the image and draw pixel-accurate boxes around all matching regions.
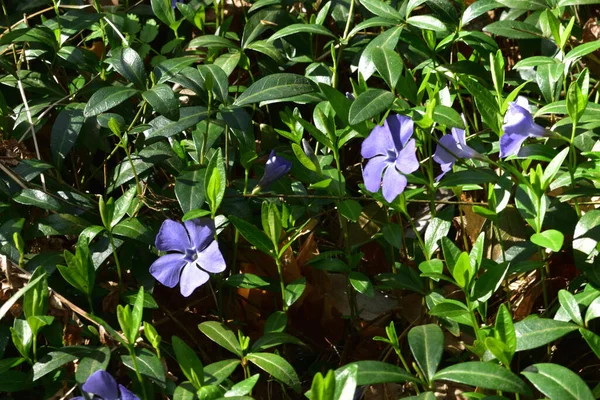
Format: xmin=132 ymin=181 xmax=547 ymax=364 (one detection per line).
xmin=234 ymin=74 xmax=315 ymax=107
xmin=83 ymin=86 xmax=139 ymax=117
xmin=13 ymin=189 xmax=60 ymax=211
xmin=408 ymin=324 xmax=444 ymax=382
xmin=121 ymin=348 xmax=166 ymax=388
xmin=146 ymin=106 xmax=209 ymax=138
xmin=246 ymin=352 xmax=301 ymax=392
xmin=173 ymin=336 xmax=204 ymax=389
xmin=522 ymin=363 xmax=594 ymax=400
xmin=514 ymin=316 xmax=579 ymax=351
xmin=107 ymin=47 xmax=147 ymax=89
xmin=348 ymin=89 xmax=394 ymax=125
xmin=433 ymin=362 xmax=530 ymax=394
xmin=143 ymin=84 xmax=179 ymax=120
xmin=198 ymin=321 xmax=243 ymax=357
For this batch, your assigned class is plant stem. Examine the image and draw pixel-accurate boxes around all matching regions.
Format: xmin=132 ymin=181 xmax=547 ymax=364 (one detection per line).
xmin=108 ymin=232 xmax=123 ymax=286
xmin=129 ymin=345 xmax=148 ymax=400
xmin=275 ymin=255 xmax=287 ymax=312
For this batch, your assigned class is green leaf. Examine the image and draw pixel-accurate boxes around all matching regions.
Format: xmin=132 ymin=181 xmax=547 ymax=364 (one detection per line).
xmin=407 ymin=324 xmax=444 ymax=382
xmin=250 ymin=332 xmax=305 ymax=352
xmin=247 ymin=352 xmax=301 ymax=392
xmin=585 ymin=296 xmax=600 ymax=326
xmin=264 ymin=311 xmax=287 ymax=333
xmin=483 ymin=20 xmax=542 ymax=39
xmin=226 ymin=374 xmax=260 ymax=397
xmin=173 ymin=336 xmax=204 ymax=389
xmin=522 ymin=363 xmax=594 ymax=400
xmin=0 ymin=274 xmax=46 ymax=322
xmin=495 ymin=303 xmax=517 ymax=355
xmin=333 ymin=363 xmax=358 ymax=400
xmin=309 ymin=370 xmax=335 ymax=400
xmin=496 ymin=0 xmax=547 ymax=9
xmin=13 ymin=189 xmax=60 ymax=211
xmin=198 ymin=64 xmax=230 ymax=104
xmin=473 ymin=262 xmax=509 ymax=303
xmin=198 ymin=321 xmax=243 ymax=357
xmin=129 ymin=286 xmax=144 ymax=344
xmin=269 ymin=24 xmax=335 ymax=42
xmin=440 ymin=169 xmax=498 ymax=187
xmin=189 ymin=35 xmax=240 ymax=50
xmin=335 ymin=361 xmax=420 ymax=385
xmin=151 ymin=0 xmax=175 ymax=26
xmin=530 ymin=230 xmax=564 ymax=252
xmin=558 ymin=289 xmax=583 ymax=326
xmin=75 ymin=347 xmax=110 ymax=384
xmin=121 ymin=348 xmax=166 ymax=388
xmin=559 ymin=0 xmax=600 ymax=6
xmin=285 ymin=278 xmax=306 ymax=308
xmin=142 ymin=84 xmax=179 ymax=120
xmin=348 ymin=89 xmax=394 ymax=125
xmin=153 ymin=57 xmax=199 ymax=84
xmin=580 ymin=328 xmax=600 ymax=358
xmin=33 ymin=346 xmax=94 ymax=380
xmin=112 ymin=218 xmax=154 ymax=244
xmin=245 ymin=40 xmax=285 ymax=64
xmin=225 ymin=273 xmax=270 ymax=289
xmin=462 ymin=0 xmax=502 ymax=26
xmin=0 ymin=26 xmax=58 ymax=49
xmin=360 ymin=0 xmax=402 ymax=21
xmin=204 ymin=359 xmax=241 ymax=385
xmin=433 ymin=362 xmax=530 ymax=394
xmin=452 ymin=252 xmax=474 ymax=289
xmin=372 ymin=47 xmax=403 ymax=90
xmin=542 ymin=147 xmax=569 ymax=189
xmin=204 ymin=150 xmax=226 ymax=214
xmin=358 ymin=26 xmax=402 ymax=81
xmin=406 ymin=16 xmax=447 ymax=32
xmin=338 ymin=200 xmax=362 ymax=222
xmin=423 ymin=208 xmax=453 ymax=259
xmin=234 ymin=74 xmax=315 ymax=107
xmin=173 ymin=382 xmax=196 ymax=400
xmin=83 ymin=86 xmax=139 ymax=117
xmin=432 ymin=105 xmax=465 ymax=129
xmin=429 ymin=300 xmax=471 ymax=325
xmin=565 ymin=40 xmax=600 ymax=63
xmin=50 ymin=103 xmax=85 ymax=166
xmin=146 ymin=106 xmax=209 ymax=138
xmin=229 ymin=215 xmax=274 ymax=255
xmin=349 ymin=271 xmax=375 ymax=297
xmin=106 ymin=47 xmax=147 ymax=89
xmin=514 ymin=316 xmax=579 ymax=351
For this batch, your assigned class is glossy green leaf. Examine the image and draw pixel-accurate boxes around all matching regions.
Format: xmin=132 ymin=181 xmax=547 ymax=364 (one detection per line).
xmin=106 ymin=47 xmax=147 ymax=89
xmin=284 ymin=278 xmax=306 ymax=308
xmin=433 ymin=362 xmax=530 ymax=394
xmin=229 ymin=215 xmax=274 ymax=255
xmin=558 ymin=289 xmax=583 ymax=326
xmin=372 ymin=47 xmax=403 ymax=90
xmin=121 ymin=348 xmax=166 ymax=388
xmin=142 ymin=84 xmax=179 ymax=120
xmin=204 ymin=359 xmax=241 ymax=385
xmin=33 ymin=346 xmax=94 ymax=380
xmin=83 ymin=86 xmax=139 ymax=117
xmin=269 ymin=24 xmax=335 ymax=42
xmin=360 ymin=0 xmax=402 ymax=21
xmin=514 ymin=316 xmax=578 ymax=351
xmin=348 ymin=89 xmax=394 ymax=125
xmin=246 ymin=352 xmax=301 ymax=392
xmin=250 ymin=332 xmax=305 ymax=352
xmin=198 ymin=321 xmax=243 ymax=357
xmin=522 ymin=363 xmax=594 ymax=400
xmin=407 ymin=324 xmax=444 ymax=382
xmin=14 ymin=189 xmax=60 ymax=211
xmin=234 ymin=74 xmax=315 ymax=107
xmin=483 ymin=21 xmax=542 ymax=39
xmin=349 ymin=271 xmax=375 ymax=297
xmin=146 ymin=106 xmax=209 ymax=138
xmin=335 ymin=361 xmax=420 ymax=385
xmin=50 ymin=103 xmax=85 ymax=166
xmin=406 ymin=16 xmax=447 ymax=32
xmin=173 ymin=336 xmax=204 ymax=389
xmin=75 ymin=347 xmax=110 ymax=384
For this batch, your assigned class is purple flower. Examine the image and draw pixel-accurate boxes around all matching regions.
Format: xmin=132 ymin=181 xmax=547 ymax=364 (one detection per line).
xmin=361 ymin=114 xmax=419 ymax=203
xmin=72 ymin=370 xmax=139 ymax=400
xmin=149 ymin=218 xmax=226 ymax=297
xmin=433 ymin=126 xmax=479 ymax=180
xmin=500 ymin=96 xmax=547 ymax=158
xmin=172 ymin=0 xmax=183 ymax=8
xmin=253 ymin=150 xmax=292 ymax=193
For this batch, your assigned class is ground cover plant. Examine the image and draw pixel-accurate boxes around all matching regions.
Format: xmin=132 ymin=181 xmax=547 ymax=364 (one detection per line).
xmin=1 ymin=0 xmax=600 ymax=398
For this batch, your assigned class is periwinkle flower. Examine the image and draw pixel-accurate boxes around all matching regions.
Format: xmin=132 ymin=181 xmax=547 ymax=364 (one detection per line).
xmin=149 ymin=218 xmax=226 ymax=297
xmin=73 ymin=370 xmax=139 ymax=400
xmin=252 ymin=150 xmax=292 ymax=194
xmin=433 ymin=126 xmax=480 ymax=180
xmin=361 ymin=114 xmax=419 ymax=203
xmin=500 ymin=96 xmax=547 ymax=158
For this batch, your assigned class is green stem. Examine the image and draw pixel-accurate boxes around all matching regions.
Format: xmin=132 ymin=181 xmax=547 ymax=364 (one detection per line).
xmin=275 ymin=256 xmax=287 ymax=312
xmin=108 ymin=232 xmax=123 ymax=286
xmin=129 ymin=345 xmax=148 ymax=400
xmin=201 ymin=92 xmax=213 ymax=165
xmin=569 ymin=122 xmax=581 ymax=217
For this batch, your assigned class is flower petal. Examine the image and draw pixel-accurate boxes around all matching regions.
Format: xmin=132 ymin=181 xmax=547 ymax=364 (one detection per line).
xmin=363 ymin=155 xmax=389 ymax=193
xmin=433 ymin=135 xmax=459 ymax=166
xmin=361 ymin=124 xmax=394 ymax=159
xmin=179 ymin=263 xmax=210 ymax=297
xmin=184 ymin=218 xmax=215 ymax=252
xmin=515 ymin=95 xmax=530 ymax=111
xmin=149 ymin=253 xmax=187 ymax=288
xmin=257 ymin=150 xmax=292 ymax=190
xmin=386 ymin=114 xmax=414 ymax=149
xmin=82 ymin=370 xmax=119 ymax=400
xmin=196 ymin=240 xmax=226 ymax=273
xmin=500 ymin=133 xmax=528 ymax=158
xmin=381 ymin=166 xmax=408 ymax=203
xmin=155 ymin=220 xmax=191 ymax=252
xmin=119 ymin=385 xmax=141 ymax=400
xmin=395 ymin=139 xmax=419 ymax=175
